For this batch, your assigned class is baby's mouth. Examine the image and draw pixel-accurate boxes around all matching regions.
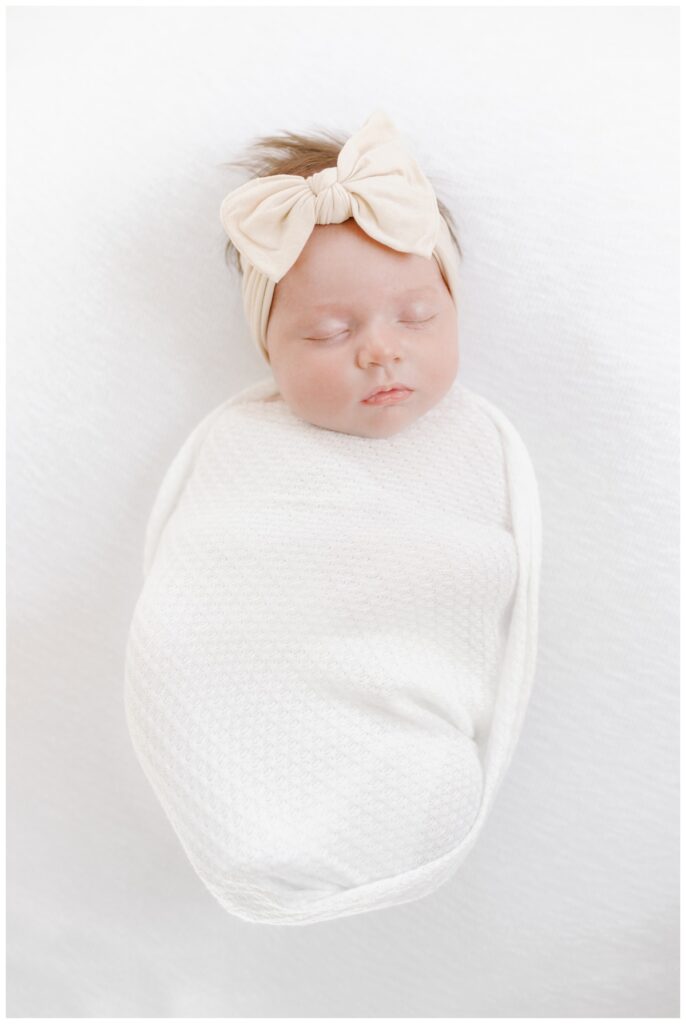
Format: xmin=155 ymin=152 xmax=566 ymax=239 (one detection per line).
xmin=361 ymin=387 xmax=414 ymax=406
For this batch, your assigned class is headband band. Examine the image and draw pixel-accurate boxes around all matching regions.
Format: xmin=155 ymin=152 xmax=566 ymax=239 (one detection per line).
xmin=219 ymin=109 xmax=460 ymax=364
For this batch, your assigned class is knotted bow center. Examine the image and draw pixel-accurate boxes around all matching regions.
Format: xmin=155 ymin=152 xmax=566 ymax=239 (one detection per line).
xmin=307 ymin=167 xmax=354 ymax=225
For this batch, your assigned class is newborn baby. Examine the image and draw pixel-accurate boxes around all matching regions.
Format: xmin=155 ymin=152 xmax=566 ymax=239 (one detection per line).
xmin=124 ymin=110 xmax=541 ymax=926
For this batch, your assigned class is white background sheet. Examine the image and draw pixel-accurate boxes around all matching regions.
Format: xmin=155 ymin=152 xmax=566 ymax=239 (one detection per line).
xmin=7 ymin=6 xmax=679 ymax=1017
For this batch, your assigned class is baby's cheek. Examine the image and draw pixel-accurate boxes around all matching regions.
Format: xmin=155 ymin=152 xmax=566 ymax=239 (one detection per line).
xmin=425 ymin=335 xmax=459 ymax=393
xmin=295 ymin=358 xmax=347 ymax=410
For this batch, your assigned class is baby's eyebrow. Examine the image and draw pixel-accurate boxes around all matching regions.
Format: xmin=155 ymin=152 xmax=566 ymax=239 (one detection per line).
xmin=394 ymin=286 xmax=440 ymax=297
xmin=308 ymin=286 xmax=440 ymax=312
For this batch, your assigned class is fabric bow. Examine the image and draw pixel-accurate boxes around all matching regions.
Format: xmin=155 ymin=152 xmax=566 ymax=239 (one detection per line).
xmin=219 ymin=109 xmax=440 ymax=283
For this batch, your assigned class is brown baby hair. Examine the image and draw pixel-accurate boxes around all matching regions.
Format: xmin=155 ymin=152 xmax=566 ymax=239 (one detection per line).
xmin=221 ymin=124 xmax=463 ymax=275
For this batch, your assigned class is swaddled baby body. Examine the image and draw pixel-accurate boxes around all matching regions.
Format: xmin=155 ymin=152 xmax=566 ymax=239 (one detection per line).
xmin=124 ymin=374 xmax=535 ymax=925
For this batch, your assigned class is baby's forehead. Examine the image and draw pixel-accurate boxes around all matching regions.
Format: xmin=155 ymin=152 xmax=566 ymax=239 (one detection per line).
xmin=292 ymin=220 xmax=442 ymax=282
xmin=274 ymin=227 xmax=450 ymax=314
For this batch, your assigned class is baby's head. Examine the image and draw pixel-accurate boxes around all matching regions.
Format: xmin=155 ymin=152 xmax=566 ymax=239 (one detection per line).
xmin=264 ymin=219 xmax=458 ymax=438
xmin=221 ymin=111 xmax=462 ymax=439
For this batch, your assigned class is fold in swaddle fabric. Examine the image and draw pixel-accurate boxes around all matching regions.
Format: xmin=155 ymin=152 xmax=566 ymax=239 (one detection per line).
xmin=124 ymin=375 xmax=541 ymax=925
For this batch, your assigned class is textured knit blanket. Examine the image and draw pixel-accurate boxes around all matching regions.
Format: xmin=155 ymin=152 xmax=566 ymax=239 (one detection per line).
xmin=124 ymin=375 xmax=541 ymax=926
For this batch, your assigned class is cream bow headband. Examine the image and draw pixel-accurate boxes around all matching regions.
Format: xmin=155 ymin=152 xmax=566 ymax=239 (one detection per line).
xmin=219 ymin=109 xmax=460 ymax=365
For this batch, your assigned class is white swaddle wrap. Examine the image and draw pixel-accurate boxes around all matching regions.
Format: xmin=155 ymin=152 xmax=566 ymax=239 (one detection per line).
xmin=124 ymin=374 xmax=541 ymax=925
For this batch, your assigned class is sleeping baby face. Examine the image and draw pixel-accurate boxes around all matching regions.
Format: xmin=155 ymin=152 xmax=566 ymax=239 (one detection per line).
xmin=264 ymin=219 xmax=459 ymax=438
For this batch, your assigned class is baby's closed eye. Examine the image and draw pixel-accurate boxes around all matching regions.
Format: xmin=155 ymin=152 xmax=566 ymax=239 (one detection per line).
xmin=307 ymin=314 xmax=437 ymax=342
xmin=400 ymin=314 xmax=437 ymax=326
